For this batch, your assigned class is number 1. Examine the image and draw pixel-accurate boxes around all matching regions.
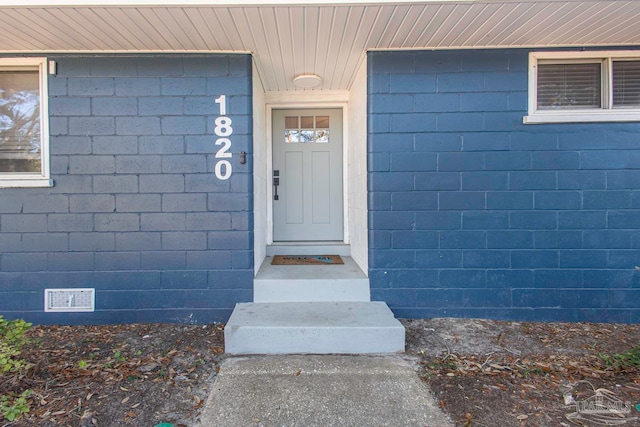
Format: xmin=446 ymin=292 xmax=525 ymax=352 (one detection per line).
xmin=215 ymin=95 xmax=226 ymax=116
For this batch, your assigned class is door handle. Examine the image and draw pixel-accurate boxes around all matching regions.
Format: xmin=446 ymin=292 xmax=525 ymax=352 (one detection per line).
xmin=273 ymin=170 xmax=280 ymax=201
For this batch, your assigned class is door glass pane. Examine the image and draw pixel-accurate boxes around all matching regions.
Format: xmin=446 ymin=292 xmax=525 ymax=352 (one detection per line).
xmin=285 ymin=130 xmax=300 ymax=143
xmin=300 ymin=130 xmax=315 ymax=143
xmin=300 ymin=116 xmax=314 ymax=129
xmin=537 ymin=62 xmax=601 ymax=109
xmin=613 ymin=60 xmax=640 ymax=108
xmin=316 ymin=129 xmax=329 ymax=143
xmin=284 ymin=114 xmax=331 ymax=143
xmin=285 ymin=116 xmax=298 ymax=128
xmin=0 ymin=70 xmax=41 ymax=173
xmin=315 ymin=116 xmax=329 ymax=128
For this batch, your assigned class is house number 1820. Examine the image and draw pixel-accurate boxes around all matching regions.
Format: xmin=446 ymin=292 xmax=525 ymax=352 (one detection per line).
xmin=214 ymin=95 xmax=233 ymax=180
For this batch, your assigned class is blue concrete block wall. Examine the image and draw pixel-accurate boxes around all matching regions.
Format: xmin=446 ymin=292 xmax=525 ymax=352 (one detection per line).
xmin=368 ymin=49 xmax=640 ymax=323
xmin=0 ymin=54 xmax=253 ymax=324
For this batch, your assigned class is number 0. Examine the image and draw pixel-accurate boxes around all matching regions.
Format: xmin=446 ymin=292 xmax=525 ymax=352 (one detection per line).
xmin=215 ymin=160 xmax=232 ymax=180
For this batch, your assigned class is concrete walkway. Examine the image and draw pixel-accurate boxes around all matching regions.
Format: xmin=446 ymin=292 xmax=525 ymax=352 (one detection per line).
xmin=199 ymin=355 xmax=453 ymax=427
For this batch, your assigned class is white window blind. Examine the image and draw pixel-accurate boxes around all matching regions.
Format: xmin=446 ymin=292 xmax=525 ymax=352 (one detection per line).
xmin=613 ymin=60 xmax=640 ymax=108
xmin=537 ymin=62 xmax=601 ymax=110
xmin=0 ymin=70 xmax=41 ymax=173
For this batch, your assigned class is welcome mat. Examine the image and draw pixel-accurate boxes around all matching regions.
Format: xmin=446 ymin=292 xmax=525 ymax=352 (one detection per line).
xmin=271 ymin=255 xmax=344 ymax=265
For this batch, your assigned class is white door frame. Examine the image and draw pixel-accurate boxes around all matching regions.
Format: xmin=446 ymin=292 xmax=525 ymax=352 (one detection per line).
xmin=265 ymin=100 xmax=349 ymax=245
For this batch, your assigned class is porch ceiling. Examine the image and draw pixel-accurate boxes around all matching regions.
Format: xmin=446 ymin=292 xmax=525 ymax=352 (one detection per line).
xmin=1 ymin=1 xmax=640 ymax=92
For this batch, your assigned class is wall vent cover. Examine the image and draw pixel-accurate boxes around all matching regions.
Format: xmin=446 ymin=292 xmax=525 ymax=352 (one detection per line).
xmin=45 ymin=288 xmax=95 ymax=312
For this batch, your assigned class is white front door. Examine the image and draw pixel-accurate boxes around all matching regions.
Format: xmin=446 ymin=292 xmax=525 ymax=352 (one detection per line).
xmin=272 ymin=108 xmax=343 ymax=241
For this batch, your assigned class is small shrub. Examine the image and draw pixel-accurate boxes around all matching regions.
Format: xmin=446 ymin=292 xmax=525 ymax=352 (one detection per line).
xmin=0 ymin=315 xmax=32 ymax=373
xmin=0 ymin=316 xmax=33 ymax=422
xmin=599 ymin=346 xmax=640 ymax=371
xmin=427 ymin=357 xmax=458 ymax=371
xmin=1 ymin=389 xmax=32 ymax=422
xmin=114 ymin=350 xmax=126 ymax=363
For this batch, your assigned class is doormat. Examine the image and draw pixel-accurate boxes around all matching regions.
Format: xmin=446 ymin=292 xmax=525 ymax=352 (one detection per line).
xmin=271 ymin=255 xmax=344 ymax=265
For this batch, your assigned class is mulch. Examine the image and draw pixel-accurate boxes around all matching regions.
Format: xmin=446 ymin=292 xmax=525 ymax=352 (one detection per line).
xmin=2 ymin=319 xmax=639 ymax=427
xmin=1 ymin=323 xmax=225 ymax=427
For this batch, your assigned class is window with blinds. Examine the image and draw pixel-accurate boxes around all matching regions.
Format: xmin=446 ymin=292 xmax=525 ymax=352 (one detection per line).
xmin=0 ymin=57 xmax=51 ymax=187
xmin=612 ymin=60 xmax=640 ymax=108
xmin=526 ymin=51 xmax=640 ymax=124
xmin=0 ymin=69 xmax=42 ymax=173
xmin=537 ymin=62 xmax=601 ymax=110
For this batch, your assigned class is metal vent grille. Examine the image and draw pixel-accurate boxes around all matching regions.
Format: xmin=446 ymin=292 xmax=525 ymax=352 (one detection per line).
xmin=44 ymin=288 xmax=95 ymax=312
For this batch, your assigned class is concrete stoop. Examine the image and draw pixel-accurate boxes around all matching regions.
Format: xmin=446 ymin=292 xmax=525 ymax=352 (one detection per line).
xmin=225 ymin=301 xmax=405 ymax=354
xmin=253 ymin=256 xmax=370 ymax=303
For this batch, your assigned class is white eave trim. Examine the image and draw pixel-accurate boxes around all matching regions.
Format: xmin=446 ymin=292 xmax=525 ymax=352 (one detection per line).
xmin=0 ymin=0 xmax=580 ymax=6
xmin=0 ymin=49 xmax=253 ymax=55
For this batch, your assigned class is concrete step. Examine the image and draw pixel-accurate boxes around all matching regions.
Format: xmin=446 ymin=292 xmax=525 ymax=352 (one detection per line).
xmin=224 ymin=301 xmax=405 ymax=355
xmin=254 ymin=256 xmax=369 ymax=302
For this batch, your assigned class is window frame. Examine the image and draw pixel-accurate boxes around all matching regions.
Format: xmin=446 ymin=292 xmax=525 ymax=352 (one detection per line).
xmin=0 ymin=57 xmax=52 ymax=188
xmin=524 ymin=50 xmax=640 ymax=124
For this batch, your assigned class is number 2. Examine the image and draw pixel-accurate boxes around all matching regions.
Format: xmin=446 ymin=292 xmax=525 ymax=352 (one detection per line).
xmin=215 ymin=138 xmax=232 ymax=158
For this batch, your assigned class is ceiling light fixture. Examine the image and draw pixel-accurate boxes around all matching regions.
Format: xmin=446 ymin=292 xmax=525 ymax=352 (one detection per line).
xmin=293 ymin=74 xmax=322 ymax=89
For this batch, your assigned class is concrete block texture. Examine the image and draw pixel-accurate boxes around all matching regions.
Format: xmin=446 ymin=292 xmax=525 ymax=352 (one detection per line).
xmin=0 ymin=54 xmax=254 ymax=323
xmin=368 ymin=49 xmax=640 ymax=323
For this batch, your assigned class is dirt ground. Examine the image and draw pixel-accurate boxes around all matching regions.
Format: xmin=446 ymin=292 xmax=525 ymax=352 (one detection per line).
xmin=1 ymin=318 xmax=639 ymax=427
xmin=404 ymin=318 xmax=640 ymax=427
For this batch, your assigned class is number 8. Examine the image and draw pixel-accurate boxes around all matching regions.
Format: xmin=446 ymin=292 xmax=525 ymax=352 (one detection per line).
xmin=215 ymin=117 xmax=233 ymax=137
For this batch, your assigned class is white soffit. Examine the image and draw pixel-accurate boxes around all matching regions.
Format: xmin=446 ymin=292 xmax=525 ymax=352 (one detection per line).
xmin=0 ymin=1 xmax=639 ymax=91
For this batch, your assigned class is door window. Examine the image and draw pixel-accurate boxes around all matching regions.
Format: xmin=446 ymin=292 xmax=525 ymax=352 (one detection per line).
xmin=284 ymin=115 xmax=330 ymax=143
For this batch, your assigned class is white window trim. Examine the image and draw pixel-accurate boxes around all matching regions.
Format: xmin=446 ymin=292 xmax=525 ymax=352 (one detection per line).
xmin=524 ymin=50 xmax=640 ymax=124
xmin=0 ymin=57 xmax=53 ymax=188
